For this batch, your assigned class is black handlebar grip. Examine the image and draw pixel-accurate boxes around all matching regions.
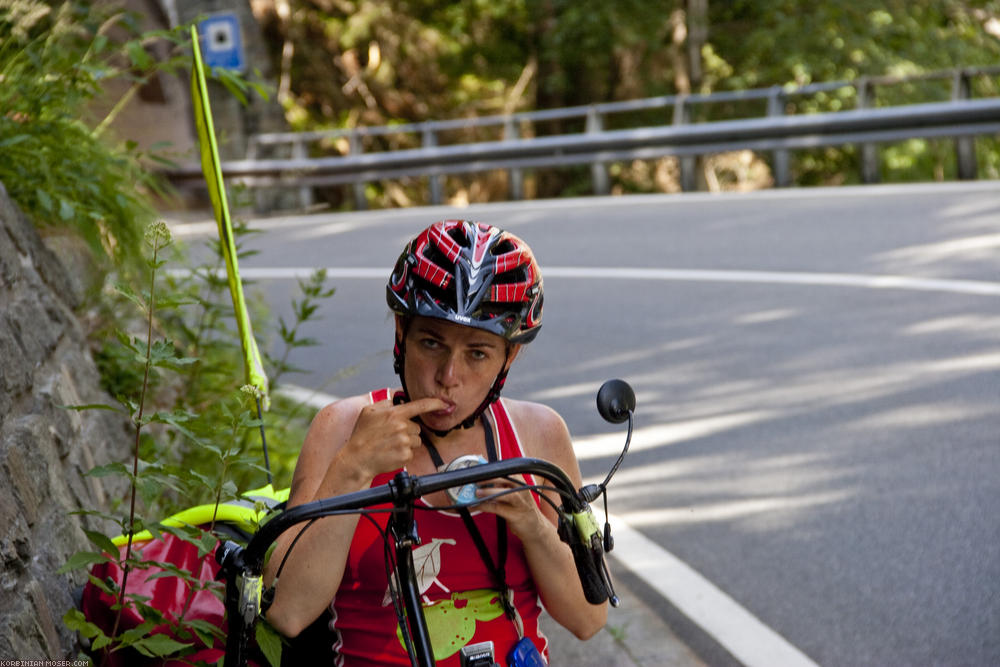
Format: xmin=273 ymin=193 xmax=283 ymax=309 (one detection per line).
xmin=216 ymin=539 xmax=243 ymax=568
xmin=573 ymin=538 xmax=611 ymax=605
xmin=559 ymin=515 xmax=609 ymax=604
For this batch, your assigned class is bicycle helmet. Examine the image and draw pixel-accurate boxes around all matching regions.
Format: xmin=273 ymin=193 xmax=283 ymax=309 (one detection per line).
xmin=386 ymin=220 xmax=544 ymax=432
xmin=387 ymin=220 xmax=543 ymax=342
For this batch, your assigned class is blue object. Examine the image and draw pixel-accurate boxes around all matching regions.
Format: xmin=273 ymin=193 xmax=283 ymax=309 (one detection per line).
xmin=508 ymin=637 xmax=546 ymax=667
xmin=197 ymin=13 xmax=245 ymax=72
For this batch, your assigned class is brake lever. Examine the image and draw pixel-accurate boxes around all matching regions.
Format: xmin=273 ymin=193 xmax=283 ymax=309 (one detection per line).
xmin=598 ymin=545 xmax=620 ymax=607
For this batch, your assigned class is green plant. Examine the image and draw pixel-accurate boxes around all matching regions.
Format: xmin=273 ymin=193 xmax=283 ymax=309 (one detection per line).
xmin=91 ymin=217 xmax=329 ymax=510
xmin=606 ymin=622 xmax=628 ymax=644
xmin=270 ymin=268 xmax=337 ymax=378
xmin=1 ymin=3 xmax=319 ymax=663
xmin=60 ymin=217 xmax=333 ymax=665
xmin=60 ymin=223 xmax=219 ymax=665
xmin=0 ymin=1 xmax=271 ymax=279
xmin=0 ymin=2 xmax=183 ymax=276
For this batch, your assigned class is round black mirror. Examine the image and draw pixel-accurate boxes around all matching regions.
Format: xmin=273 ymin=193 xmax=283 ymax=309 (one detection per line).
xmin=596 ymin=379 xmax=635 ymax=424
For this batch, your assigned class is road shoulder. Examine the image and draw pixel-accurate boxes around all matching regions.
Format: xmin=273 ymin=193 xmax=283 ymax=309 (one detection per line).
xmin=540 ymin=575 xmax=706 ymax=667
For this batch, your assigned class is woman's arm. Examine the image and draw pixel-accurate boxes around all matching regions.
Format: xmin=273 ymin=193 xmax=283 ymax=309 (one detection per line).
xmin=476 ymin=400 xmax=609 ymax=640
xmin=263 ymin=394 xmax=445 ymax=637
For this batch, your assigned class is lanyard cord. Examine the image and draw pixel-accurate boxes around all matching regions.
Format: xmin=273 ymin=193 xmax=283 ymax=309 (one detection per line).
xmin=419 ymin=416 xmax=519 ymax=626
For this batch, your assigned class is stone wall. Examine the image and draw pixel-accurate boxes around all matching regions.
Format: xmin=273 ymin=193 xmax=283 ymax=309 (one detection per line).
xmin=0 ymin=184 xmax=130 ymax=660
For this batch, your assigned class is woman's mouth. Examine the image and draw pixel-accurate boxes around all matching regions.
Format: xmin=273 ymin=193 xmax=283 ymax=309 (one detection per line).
xmin=431 ymin=399 xmax=456 ymax=417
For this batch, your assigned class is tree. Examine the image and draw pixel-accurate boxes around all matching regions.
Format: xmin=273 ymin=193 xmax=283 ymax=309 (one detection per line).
xmin=706 ymin=0 xmax=1000 ymax=89
xmin=251 ymin=0 xmax=1000 ymax=199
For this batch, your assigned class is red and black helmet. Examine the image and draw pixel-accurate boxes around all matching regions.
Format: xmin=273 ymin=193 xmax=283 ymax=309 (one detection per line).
xmin=386 ymin=220 xmax=543 ymax=344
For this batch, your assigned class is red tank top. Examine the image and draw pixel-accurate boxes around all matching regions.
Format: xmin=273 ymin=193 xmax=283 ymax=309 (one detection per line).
xmin=328 ymin=389 xmax=548 ymax=666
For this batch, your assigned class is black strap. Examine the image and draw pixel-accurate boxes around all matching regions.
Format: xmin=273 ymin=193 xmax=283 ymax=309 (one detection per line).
xmin=419 ymin=413 xmax=497 ymax=465
xmin=420 ymin=416 xmax=516 ymax=623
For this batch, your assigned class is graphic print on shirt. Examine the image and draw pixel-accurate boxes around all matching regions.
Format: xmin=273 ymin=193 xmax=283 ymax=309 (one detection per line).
xmin=381 ymin=538 xmax=456 ymax=605
xmin=383 ymin=537 xmax=505 ymax=661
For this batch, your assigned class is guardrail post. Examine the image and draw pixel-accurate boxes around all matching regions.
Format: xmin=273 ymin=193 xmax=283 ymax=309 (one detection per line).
xmin=857 ymin=77 xmax=880 ymax=184
xmin=952 ymin=69 xmax=977 ymax=180
xmin=673 ymin=96 xmax=697 ymax=192
xmin=503 ymin=117 xmax=523 ymax=200
xmin=291 ymin=137 xmax=314 ymax=209
xmin=245 ymin=137 xmax=264 ymax=211
xmin=348 ymin=131 xmax=368 ymax=210
xmin=768 ymin=87 xmax=791 ymax=187
xmin=586 ymin=107 xmax=610 ymax=195
xmin=422 ymin=127 xmax=444 ymax=204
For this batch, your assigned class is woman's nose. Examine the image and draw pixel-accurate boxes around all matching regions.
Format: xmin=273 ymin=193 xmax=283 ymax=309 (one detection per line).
xmin=436 ymin=353 xmax=461 ymax=386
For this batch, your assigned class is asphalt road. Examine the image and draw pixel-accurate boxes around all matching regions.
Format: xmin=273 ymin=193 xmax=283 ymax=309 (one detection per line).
xmin=171 ymin=181 xmax=1000 ymax=666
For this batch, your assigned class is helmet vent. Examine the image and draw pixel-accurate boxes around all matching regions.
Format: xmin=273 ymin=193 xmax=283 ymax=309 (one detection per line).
xmin=447 ymin=226 xmax=469 ymax=246
xmin=492 ymin=269 xmax=522 ymax=285
xmin=421 ymin=243 xmax=454 ymax=271
xmin=493 ymin=239 xmax=516 ymax=254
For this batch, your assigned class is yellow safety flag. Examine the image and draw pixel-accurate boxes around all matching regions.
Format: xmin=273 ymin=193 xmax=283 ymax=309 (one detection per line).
xmin=189 ymin=25 xmax=269 ymax=409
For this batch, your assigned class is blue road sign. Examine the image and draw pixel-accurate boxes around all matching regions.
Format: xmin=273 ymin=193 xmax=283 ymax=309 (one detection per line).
xmin=198 ymin=13 xmax=245 ymax=73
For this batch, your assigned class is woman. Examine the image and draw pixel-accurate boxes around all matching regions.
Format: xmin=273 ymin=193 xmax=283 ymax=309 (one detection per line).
xmin=264 ymin=220 xmax=607 ymax=665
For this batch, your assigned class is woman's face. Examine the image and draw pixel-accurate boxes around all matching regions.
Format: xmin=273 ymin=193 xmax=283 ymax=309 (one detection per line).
xmin=398 ymin=316 xmax=518 ymax=432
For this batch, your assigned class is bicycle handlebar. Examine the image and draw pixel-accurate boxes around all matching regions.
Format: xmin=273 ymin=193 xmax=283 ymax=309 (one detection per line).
xmin=242 ymin=456 xmax=585 ymax=572
xmin=219 ymin=456 xmax=613 ymax=646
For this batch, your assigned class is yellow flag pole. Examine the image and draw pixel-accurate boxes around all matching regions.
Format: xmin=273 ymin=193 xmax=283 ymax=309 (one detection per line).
xmin=189 ymin=26 xmax=272 ymax=484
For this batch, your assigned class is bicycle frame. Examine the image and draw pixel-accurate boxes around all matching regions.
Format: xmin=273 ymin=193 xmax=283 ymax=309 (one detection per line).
xmin=218 ymin=456 xmax=605 ymax=667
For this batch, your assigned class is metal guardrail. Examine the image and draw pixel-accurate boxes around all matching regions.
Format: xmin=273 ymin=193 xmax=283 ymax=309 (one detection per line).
xmin=169 ymin=67 xmax=1000 ymax=208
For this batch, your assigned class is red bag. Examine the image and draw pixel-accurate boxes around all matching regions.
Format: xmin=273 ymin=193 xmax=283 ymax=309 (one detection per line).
xmin=79 ymin=488 xmax=291 ymax=665
xmin=80 ymin=529 xmax=249 ymax=666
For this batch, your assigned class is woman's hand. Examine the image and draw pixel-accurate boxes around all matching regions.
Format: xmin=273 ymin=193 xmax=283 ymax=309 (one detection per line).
xmin=474 ymin=477 xmax=552 ymax=541
xmin=336 ymin=396 xmax=447 ymax=482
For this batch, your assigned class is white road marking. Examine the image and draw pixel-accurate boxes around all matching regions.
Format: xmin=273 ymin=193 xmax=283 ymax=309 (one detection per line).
xmin=273 ymin=384 xmax=338 ymax=408
xmin=544 ymin=267 xmax=1000 ymax=296
xmin=164 ymin=181 xmax=1000 ymax=238
xmin=171 ymin=266 xmax=1000 ymax=296
xmin=278 ymin=383 xmax=821 ymax=666
xmin=604 ymin=511 xmax=820 ymax=667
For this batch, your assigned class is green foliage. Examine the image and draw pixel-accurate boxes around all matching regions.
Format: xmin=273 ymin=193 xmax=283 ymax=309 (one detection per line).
xmin=259 ymin=0 xmax=1000 ymax=200
xmin=3 ymin=4 xmax=310 ymax=663
xmin=271 ymin=269 xmax=336 ymax=378
xmin=0 ymin=1 xmax=194 ymax=277
xmin=63 ymin=218 xmax=331 ymax=665
xmin=703 ymin=1 xmax=1000 ymax=185
xmin=270 ymin=0 xmax=682 ymax=124
xmin=255 ymin=621 xmax=284 ymax=667
xmin=709 ymin=1 xmax=1000 ymax=89
xmin=90 ymin=223 xmax=324 ymax=512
